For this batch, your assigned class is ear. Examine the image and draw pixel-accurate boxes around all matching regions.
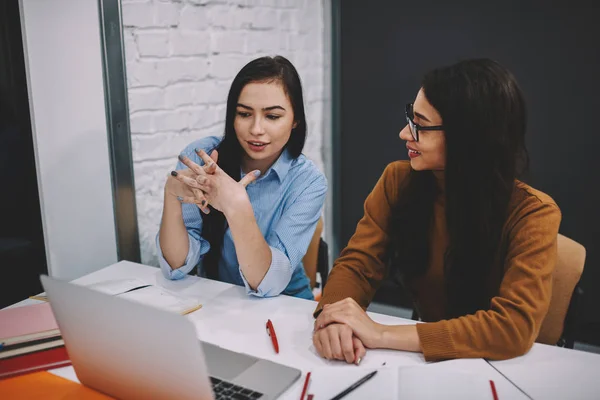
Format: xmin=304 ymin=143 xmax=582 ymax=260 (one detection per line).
xmin=292 ymin=121 xmax=298 ymax=129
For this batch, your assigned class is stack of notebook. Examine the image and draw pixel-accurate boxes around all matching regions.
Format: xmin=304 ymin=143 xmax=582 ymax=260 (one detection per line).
xmin=0 ymin=302 xmax=70 ymax=379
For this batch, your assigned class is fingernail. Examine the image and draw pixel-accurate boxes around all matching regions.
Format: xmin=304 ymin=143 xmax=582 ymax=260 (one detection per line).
xmin=355 ymin=357 xmax=362 ymax=365
xmin=209 ymin=162 xmax=215 ymax=168
xmin=177 ymin=196 xmax=183 ymax=202
xmin=171 ymin=171 xmax=178 ymax=177
xmin=253 ymin=170 xmax=261 ymax=177
xmin=178 ymin=155 xmax=185 ymax=162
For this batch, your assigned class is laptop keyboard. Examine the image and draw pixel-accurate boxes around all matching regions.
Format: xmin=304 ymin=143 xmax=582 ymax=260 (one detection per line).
xmin=210 ymin=377 xmax=264 ymax=399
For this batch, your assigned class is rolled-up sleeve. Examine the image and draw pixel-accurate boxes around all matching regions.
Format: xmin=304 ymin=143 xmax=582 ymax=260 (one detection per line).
xmin=157 ymin=231 xmax=210 ymax=280
xmin=239 ymin=173 xmax=327 ymax=297
xmin=156 ymin=151 xmax=212 ymax=280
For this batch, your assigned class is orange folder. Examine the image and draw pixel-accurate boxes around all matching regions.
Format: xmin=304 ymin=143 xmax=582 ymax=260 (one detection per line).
xmin=0 ymin=371 xmax=114 ymax=399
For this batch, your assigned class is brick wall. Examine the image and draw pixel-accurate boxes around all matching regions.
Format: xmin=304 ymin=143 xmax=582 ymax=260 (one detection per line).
xmin=121 ymin=0 xmax=330 ymax=265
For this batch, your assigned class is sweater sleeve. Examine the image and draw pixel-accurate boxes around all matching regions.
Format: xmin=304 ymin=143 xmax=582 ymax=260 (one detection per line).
xmin=314 ymin=162 xmax=406 ymax=317
xmin=416 ymin=199 xmax=562 ymax=361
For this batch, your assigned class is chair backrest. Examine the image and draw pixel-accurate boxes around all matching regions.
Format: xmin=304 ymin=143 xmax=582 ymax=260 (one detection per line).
xmin=537 ymin=234 xmax=586 ymax=345
xmin=303 ymin=218 xmax=323 ymax=289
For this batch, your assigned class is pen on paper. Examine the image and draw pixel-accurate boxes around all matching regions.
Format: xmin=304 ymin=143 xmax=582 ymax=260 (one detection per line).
xmin=330 ymin=370 xmax=378 ymax=400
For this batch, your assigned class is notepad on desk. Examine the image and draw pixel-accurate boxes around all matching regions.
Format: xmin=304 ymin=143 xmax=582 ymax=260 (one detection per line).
xmin=306 ymin=365 xmax=495 ymax=400
xmin=30 ymin=278 xmax=202 ymax=315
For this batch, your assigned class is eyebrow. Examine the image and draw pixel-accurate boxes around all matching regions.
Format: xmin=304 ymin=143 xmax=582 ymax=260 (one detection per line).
xmin=414 ymin=111 xmax=431 ymax=123
xmin=237 ymin=103 xmax=286 ymax=112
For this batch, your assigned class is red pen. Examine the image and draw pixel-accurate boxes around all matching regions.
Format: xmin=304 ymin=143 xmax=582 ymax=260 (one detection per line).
xmin=300 ymin=372 xmax=311 ymax=400
xmin=266 ymin=319 xmax=279 ymax=354
xmin=489 ymin=380 xmax=499 ymax=400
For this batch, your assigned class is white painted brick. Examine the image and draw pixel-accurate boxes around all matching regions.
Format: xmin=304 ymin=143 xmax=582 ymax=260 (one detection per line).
xmin=132 ymin=130 xmax=201 ymax=162
xmin=289 ymin=32 xmax=313 ymax=51
xmin=165 ymin=84 xmax=195 ymax=108
xmin=194 ymin=80 xmax=230 ymax=104
xmin=153 ymin=110 xmax=189 ymax=132
xmin=129 ymin=112 xmax=154 ymax=134
xmin=249 ymin=7 xmax=277 ymax=30
xmin=161 ymin=58 xmax=210 ymax=84
xmin=187 ymin=106 xmax=223 ymax=130
xmin=211 ymin=31 xmax=246 ymax=54
xmin=208 ymin=5 xmax=251 ymax=29
xmin=136 ymin=31 xmax=169 ymax=57
xmin=278 ymin=10 xmax=295 ymax=31
xmin=170 ymin=30 xmax=210 ymax=56
xmin=123 ymin=28 xmax=137 ymax=64
xmin=179 ymin=5 xmax=209 ymax=30
xmin=246 ymin=31 xmax=285 ymax=53
xmin=128 ymin=87 xmax=165 ymax=113
xmin=155 ymin=2 xmax=181 ymax=27
xmin=209 ymin=55 xmax=247 ymax=79
xmin=128 ymin=60 xmax=169 ymax=87
xmin=122 ymin=2 xmax=154 ymax=28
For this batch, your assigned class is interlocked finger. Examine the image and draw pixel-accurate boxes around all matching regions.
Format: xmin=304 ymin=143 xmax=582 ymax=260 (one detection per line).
xmin=171 ymin=171 xmax=201 ymax=189
xmin=178 ymin=154 xmax=203 ymax=175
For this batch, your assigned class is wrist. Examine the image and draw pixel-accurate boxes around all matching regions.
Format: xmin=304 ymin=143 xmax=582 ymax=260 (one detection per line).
xmin=374 ymin=323 xmax=387 ymax=349
xmin=222 ymin=192 xmax=251 ymax=217
xmin=163 ymin=190 xmax=183 ymax=214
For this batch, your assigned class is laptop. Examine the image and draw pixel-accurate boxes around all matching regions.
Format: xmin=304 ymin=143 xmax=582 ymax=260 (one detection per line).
xmin=40 ymin=275 xmax=301 ymax=400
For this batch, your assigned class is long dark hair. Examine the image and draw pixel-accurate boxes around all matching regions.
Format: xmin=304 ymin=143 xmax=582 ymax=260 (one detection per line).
xmin=390 ymin=59 xmax=529 ymax=317
xmin=201 ymin=55 xmax=307 ymax=279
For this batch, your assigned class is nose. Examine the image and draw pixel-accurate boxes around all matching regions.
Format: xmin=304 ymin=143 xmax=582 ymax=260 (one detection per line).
xmin=399 ymin=124 xmax=414 ymax=142
xmin=250 ymin=116 xmax=266 ymax=136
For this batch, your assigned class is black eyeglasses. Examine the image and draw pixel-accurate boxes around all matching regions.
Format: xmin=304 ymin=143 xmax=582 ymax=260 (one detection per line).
xmin=405 ymin=103 xmax=444 ymax=142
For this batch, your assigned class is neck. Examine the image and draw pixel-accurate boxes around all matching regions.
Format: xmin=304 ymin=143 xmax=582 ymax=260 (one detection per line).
xmin=241 ymin=150 xmax=282 ymax=175
xmin=432 ymin=169 xmax=445 ymax=199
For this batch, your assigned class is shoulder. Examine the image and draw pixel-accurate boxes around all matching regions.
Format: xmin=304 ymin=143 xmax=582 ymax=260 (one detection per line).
xmin=507 ymin=180 xmax=562 ymax=232
xmin=375 ymin=160 xmax=412 ymax=201
xmin=180 ymin=136 xmax=222 ymax=163
xmin=288 ymin=154 xmax=328 ymax=189
xmin=382 ymin=160 xmax=411 ymax=182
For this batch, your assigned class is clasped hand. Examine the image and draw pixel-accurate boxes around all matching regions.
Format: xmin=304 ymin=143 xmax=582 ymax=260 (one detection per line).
xmin=313 ymin=298 xmax=384 ymax=364
xmin=166 ymin=149 xmax=261 ymax=214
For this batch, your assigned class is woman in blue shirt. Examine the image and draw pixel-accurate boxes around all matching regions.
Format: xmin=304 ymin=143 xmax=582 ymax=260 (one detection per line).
xmin=157 ymin=56 xmax=327 ymax=299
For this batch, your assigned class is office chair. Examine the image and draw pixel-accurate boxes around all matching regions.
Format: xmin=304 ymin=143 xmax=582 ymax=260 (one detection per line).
xmin=538 ymin=234 xmax=586 ymax=348
xmin=303 ymin=218 xmax=329 ymax=290
xmin=409 ymin=234 xmax=586 ymax=349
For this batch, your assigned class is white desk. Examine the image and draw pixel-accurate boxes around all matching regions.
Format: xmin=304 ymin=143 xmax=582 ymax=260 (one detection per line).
xmin=19 ymin=261 xmax=581 ymax=399
xmin=489 ymin=343 xmax=600 ymax=400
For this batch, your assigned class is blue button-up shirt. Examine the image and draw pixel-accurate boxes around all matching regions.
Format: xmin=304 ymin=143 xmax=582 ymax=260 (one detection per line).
xmin=156 ymin=136 xmax=327 ymax=299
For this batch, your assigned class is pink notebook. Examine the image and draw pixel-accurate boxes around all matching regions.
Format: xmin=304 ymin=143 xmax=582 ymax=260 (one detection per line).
xmin=0 ymin=303 xmax=59 ymax=341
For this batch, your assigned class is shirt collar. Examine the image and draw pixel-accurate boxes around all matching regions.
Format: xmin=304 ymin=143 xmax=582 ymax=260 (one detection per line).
xmin=263 ymin=148 xmax=293 ymax=182
xmin=241 ymin=148 xmax=294 ymax=183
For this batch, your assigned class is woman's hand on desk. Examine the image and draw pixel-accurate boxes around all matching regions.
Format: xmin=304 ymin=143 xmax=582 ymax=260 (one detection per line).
xmin=315 ymin=298 xmax=422 ymax=354
xmin=166 ymin=150 xmax=219 ymax=214
xmin=315 ymin=298 xmax=385 ymax=349
xmin=312 ymin=323 xmax=366 ymax=364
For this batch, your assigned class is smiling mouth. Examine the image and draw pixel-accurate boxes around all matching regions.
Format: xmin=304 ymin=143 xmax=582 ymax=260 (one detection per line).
xmin=247 ymin=141 xmax=269 ymax=147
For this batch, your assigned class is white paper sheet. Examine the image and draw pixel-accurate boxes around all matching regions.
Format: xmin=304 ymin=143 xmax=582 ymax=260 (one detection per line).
xmin=306 ymin=367 xmax=398 ymax=400
xmin=305 ymin=364 xmax=495 ymax=400
xmin=84 ymin=279 xmax=201 ymax=315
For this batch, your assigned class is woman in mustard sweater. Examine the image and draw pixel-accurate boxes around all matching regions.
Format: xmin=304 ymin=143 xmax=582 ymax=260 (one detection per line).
xmin=313 ymin=59 xmax=561 ymax=364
